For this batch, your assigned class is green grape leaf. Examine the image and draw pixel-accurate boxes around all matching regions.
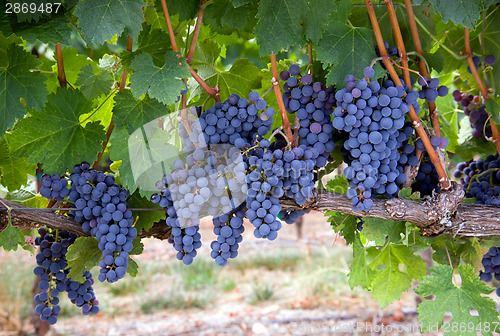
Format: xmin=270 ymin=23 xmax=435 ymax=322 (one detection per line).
xmin=0 ymin=221 xmax=28 ymax=252
xmin=486 ymin=97 xmax=500 ymax=125
xmin=127 ymin=258 xmax=139 ymax=277
xmin=112 ymin=90 xmax=169 ymax=133
xmin=429 ymin=235 xmax=478 ymax=266
xmin=368 ymin=243 xmax=428 ymax=307
xmin=121 ymin=25 xmax=171 ymax=69
xmin=302 ymin=0 xmax=335 ymax=43
xmin=324 ymin=175 xmax=349 ymax=194
xmin=204 ymin=0 xmax=257 ymax=34
xmin=254 ymin=0 xmax=307 ymax=56
xmin=0 ymin=41 xmax=48 ymax=134
xmin=0 ymin=137 xmax=35 ymax=191
xmin=416 ymin=264 xmax=500 ymax=334
xmin=109 ymin=126 xmax=137 ymax=194
xmin=398 ymin=187 xmax=421 ymax=201
xmin=130 ymin=236 xmax=144 ymax=255
xmin=325 ymin=211 xmax=357 ymax=245
xmin=9 ymin=88 xmax=106 ymax=174
xmin=317 ymin=23 xmax=381 ymax=87
xmin=41 ymin=47 xmax=93 ymax=93
xmin=191 ymin=57 xmax=262 ymax=107
xmin=429 ymin=0 xmax=483 ymax=29
xmin=10 ymin=14 xmax=73 ymax=46
xmin=74 ymin=0 xmax=145 ymax=45
xmin=348 ymin=232 xmax=374 ymax=290
xmin=130 ymin=52 xmax=190 ymax=106
xmin=128 ymin=191 xmax=165 ymax=232
xmin=76 ymin=64 xmax=114 ymax=100
xmin=363 ymin=218 xmax=406 ymax=245
xmin=436 ymin=93 xmax=459 ymax=153
xmin=66 ymin=236 xmax=102 ymax=283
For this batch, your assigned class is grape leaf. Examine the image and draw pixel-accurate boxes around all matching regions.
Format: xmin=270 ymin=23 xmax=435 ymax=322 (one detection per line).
xmin=204 ymin=0 xmax=256 ymax=34
xmin=363 ymin=218 xmax=405 ymax=245
xmin=348 ymin=232 xmax=374 ymax=290
xmin=324 ymin=175 xmax=349 ymax=194
xmin=325 ymin=211 xmax=357 ymax=245
xmin=302 ymin=0 xmax=336 ymax=43
xmin=9 ymin=88 xmax=106 ymax=174
xmin=76 ymin=64 xmax=114 ymax=100
xmin=112 ymin=90 xmax=169 ymax=133
xmin=316 ymin=23 xmax=381 ymax=87
xmin=0 ymin=137 xmax=35 ymax=191
xmin=130 ymin=236 xmax=144 ymax=255
xmin=10 ymin=15 xmax=73 ymax=46
xmin=128 ymin=191 xmax=165 ymax=232
xmin=191 ymin=57 xmax=262 ymax=107
xmin=127 ymin=258 xmax=139 ymax=277
xmin=121 ymin=25 xmax=172 ymax=69
xmin=109 ymin=126 xmax=137 ymax=194
xmin=130 ymin=52 xmax=190 ymax=106
xmin=74 ymin=0 xmax=146 ymax=45
xmin=66 ymin=236 xmax=102 ymax=283
xmin=0 ymin=221 xmax=28 ymax=252
xmin=429 ymin=0 xmax=483 ymax=29
xmin=254 ymin=0 xmax=307 ymax=56
xmin=41 ymin=47 xmax=93 ymax=93
xmin=368 ymin=243 xmax=427 ymax=307
xmin=416 ymin=264 xmax=500 ymax=335
xmin=79 ymin=91 xmax=116 ymax=128
xmin=0 ymin=41 xmax=48 ymax=134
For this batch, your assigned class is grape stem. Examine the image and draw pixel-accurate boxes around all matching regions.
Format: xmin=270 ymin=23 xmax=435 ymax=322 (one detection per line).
xmin=308 ymin=44 xmax=313 ymax=78
xmin=186 ymin=0 xmax=206 ymax=64
xmin=55 ymin=43 xmax=67 ymax=89
xmin=270 ymin=52 xmax=295 ymax=146
xmin=365 ymin=0 xmax=451 ymax=191
xmin=160 ymin=0 xmax=218 ymax=100
xmin=402 ymin=0 xmax=442 ymax=137
xmin=463 ymin=27 xmax=500 ymax=154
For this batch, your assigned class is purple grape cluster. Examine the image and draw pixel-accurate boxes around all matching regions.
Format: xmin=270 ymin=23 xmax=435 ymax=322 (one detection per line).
xmin=453 ymin=90 xmax=491 ymax=140
xmin=467 ymin=55 xmax=496 ymax=74
xmin=411 ymin=158 xmax=440 ymax=196
xmin=64 ymin=271 xmax=99 ymax=316
xmin=197 ymin=91 xmax=274 ymax=146
xmin=415 ymin=134 xmax=449 ymax=151
xmin=417 ymin=77 xmax=449 ymax=103
xmin=210 ymin=209 xmax=245 ymax=266
xmin=33 ymin=227 xmax=99 ymax=325
xmin=454 ymin=154 xmax=500 ymax=206
xmin=281 ymin=64 xmax=336 ymax=166
xmin=332 ymin=68 xmax=419 ymax=211
xmin=479 ymin=246 xmax=500 ymax=297
xmin=40 ymin=174 xmax=69 ymax=201
xmin=39 ymin=162 xmax=136 ymax=283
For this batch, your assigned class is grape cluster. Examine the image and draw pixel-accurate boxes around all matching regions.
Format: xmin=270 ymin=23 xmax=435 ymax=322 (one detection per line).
xmin=40 ymin=174 xmax=69 ymax=201
xmin=415 ymin=134 xmax=449 ymax=151
xmin=210 ymin=209 xmax=245 ymax=266
xmin=281 ymin=64 xmax=336 ymax=165
xmin=467 ymin=55 xmax=496 ymax=74
xmin=279 ymin=209 xmax=309 ymax=224
xmin=198 ymin=92 xmax=274 ymax=146
xmin=33 ymin=227 xmax=99 ymax=325
xmin=64 ymin=271 xmax=99 ymax=315
xmin=417 ymin=77 xmax=449 ymax=103
xmin=453 ymin=90 xmax=491 ymax=140
xmin=240 ymin=138 xmax=284 ymax=240
xmin=332 ymin=68 xmax=419 ymax=211
xmin=479 ymin=246 xmax=500 ymax=297
xmin=411 ymin=157 xmax=440 ymax=196
xmin=39 ymin=162 xmax=136 ymax=283
xmin=455 ymin=154 xmax=500 ymax=206
xmin=151 ymin=181 xmax=202 ymax=265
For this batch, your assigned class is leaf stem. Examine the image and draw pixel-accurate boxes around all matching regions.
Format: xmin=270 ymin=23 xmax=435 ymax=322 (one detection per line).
xmin=308 ymin=44 xmax=313 ymax=77
xmin=365 ymin=0 xmax=451 ymax=190
xmin=270 ymin=52 xmax=294 ymax=146
xmin=413 ymin=15 xmax=463 ymax=60
xmin=403 ymin=0 xmax=440 ymax=137
xmin=186 ymin=0 xmax=206 ymax=64
xmin=55 ymin=43 xmax=67 ymax=89
xmin=463 ymin=27 xmax=500 ymax=154
xmin=160 ymin=0 xmax=179 ymax=53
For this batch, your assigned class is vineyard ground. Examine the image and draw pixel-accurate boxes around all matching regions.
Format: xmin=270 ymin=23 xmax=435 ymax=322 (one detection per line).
xmin=1 ymin=212 xmax=464 ymax=336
